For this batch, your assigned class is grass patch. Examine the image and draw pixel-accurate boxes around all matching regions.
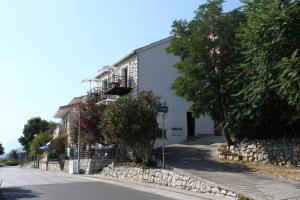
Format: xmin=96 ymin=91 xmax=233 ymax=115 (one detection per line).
xmin=238 ymin=195 xmax=250 ymax=200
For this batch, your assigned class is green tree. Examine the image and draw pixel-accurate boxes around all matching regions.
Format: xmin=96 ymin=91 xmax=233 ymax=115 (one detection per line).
xmin=29 ymin=132 xmax=52 ymax=155
xmin=102 ymin=91 xmax=160 ymax=165
xmin=167 ymin=0 xmax=246 ymax=144
xmin=230 ymin=0 xmax=300 ymax=139
xmin=70 ymin=95 xmax=106 ymax=148
xmin=8 ymin=149 xmax=18 ymax=160
xmin=19 ymin=117 xmax=52 ymax=152
xmin=0 ymin=143 xmax=4 ymax=155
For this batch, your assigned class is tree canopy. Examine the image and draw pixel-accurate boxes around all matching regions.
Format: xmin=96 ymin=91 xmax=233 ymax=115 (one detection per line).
xmin=19 ymin=117 xmax=54 ymax=152
xmin=228 ymin=0 xmax=300 ymax=139
xmin=102 ymin=91 xmax=160 ymax=164
xmin=29 ymin=132 xmax=52 ymax=155
xmin=70 ymin=94 xmax=106 ymax=147
xmin=168 ymin=0 xmax=300 ymax=141
xmin=167 ymin=0 xmax=246 ymax=144
xmin=0 ymin=143 xmax=4 ymax=155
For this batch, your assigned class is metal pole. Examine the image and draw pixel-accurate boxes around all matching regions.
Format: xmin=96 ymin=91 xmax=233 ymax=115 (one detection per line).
xmin=77 ymin=110 xmax=81 ymax=173
xmin=162 ymin=112 xmax=165 ymax=168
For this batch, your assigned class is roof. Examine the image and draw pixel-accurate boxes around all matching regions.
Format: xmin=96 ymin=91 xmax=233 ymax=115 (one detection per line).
xmin=54 ymin=96 xmax=87 ymax=118
xmin=113 ymin=36 xmax=172 ymax=67
xmin=85 ymin=36 xmax=173 ymax=82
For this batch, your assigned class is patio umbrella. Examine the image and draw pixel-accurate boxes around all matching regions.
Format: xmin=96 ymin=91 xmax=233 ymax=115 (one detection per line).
xmin=39 ymin=141 xmax=51 ymax=151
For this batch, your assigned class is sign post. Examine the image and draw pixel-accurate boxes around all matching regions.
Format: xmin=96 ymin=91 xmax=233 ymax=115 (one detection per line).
xmin=159 ymin=103 xmax=168 ymax=168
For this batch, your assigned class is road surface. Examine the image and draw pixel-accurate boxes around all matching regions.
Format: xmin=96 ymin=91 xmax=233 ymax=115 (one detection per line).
xmin=0 ymin=167 xmax=209 ymax=200
xmin=163 ymin=136 xmax=300 ymax=200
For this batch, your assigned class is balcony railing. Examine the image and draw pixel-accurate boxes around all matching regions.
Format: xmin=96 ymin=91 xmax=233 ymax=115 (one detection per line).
xmin=87 ymin=87 xmax=102 ymax=95
xmin=103 ymin=75 xmax=133 ymax=96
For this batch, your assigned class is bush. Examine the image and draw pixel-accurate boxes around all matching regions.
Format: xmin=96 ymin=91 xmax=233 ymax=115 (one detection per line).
xmin=238 ymin=195 xmax=250 ymax=200
xmin=2 ymin=158 xmax=18 ymax=166
xmin=102 ymin=91 xmax=160 ymax=165
xmin=29 ymin=132 xmax=52 ymax=155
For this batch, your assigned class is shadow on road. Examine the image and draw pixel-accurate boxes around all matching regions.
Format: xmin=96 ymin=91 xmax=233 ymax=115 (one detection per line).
xmin=0 ymin=187 xmax=40 ymax=199
xmin=163 ymin=146 xmax=253 ymax=174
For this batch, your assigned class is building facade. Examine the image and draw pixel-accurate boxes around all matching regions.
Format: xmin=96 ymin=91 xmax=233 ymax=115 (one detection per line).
xmin=88 ymin=37 xmax=214 ymax=146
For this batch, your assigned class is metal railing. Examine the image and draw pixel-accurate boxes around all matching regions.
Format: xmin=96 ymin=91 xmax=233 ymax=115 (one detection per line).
xmin=87 ymin=87 xmax=103 ymax=95
xmin=106 ymin=75 xmax=133 ymax=90
xmin=68 ymin=146 xmax=130 ymax=160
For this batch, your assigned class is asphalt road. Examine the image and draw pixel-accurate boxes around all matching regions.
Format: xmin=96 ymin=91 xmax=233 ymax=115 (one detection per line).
xmin=0 ymin=167 xmax=206 ymax=200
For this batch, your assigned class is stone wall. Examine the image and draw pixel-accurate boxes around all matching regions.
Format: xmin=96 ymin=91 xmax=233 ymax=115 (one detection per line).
xmin=116 ymin=54 xmax=138 ymax=95
xmin=218 ymin=138 xmax=300 ymax=167
xmin=38 ymin=160 xmax=63 ymax=172
xmin=47 ymin=161 xmax=62 ymax=171
xmin=63 ymin=158 xmax=117 ymax=174
xmin=101 ymin=165 xmax=238 ymax=199
xmin=23 ymin=158 xmax=116 ymax=174
xmin=39 ymin=161 xmax=47 ymax=171
xmin=63 ymin=160 xmax=69 ymax=172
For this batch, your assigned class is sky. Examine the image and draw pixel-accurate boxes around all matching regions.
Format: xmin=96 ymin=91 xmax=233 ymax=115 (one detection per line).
xmin=0 ymin=0 xmax=243 ymax=153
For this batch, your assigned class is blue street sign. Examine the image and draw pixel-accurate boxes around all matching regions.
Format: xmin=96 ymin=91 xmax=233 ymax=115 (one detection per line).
xmin=159 ymin=106 xmax=168 ymax=113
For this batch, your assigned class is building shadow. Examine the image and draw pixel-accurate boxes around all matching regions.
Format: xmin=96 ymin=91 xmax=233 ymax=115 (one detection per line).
xmin=0 ymin=187 xmax=40 ymax=200
xmin=155 ymin=146 xmax=254 ymax=174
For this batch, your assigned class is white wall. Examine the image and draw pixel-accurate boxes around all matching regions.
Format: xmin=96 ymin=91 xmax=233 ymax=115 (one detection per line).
xmin=137 ymin=40 xmax=214 ymax=146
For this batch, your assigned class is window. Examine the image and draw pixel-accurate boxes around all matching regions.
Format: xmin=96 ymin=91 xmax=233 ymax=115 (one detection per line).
xmin=102 ymin=78 xmax=108 ymax=91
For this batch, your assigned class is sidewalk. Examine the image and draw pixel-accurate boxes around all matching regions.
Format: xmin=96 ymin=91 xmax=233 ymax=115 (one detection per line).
xmin=163 ymin=136 xmax=300 ymax=200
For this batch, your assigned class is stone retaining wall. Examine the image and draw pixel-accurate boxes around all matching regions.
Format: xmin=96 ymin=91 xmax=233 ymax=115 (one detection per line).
xmin=25 ymin=158 xmax=116 ymax=174
xmin=101 ymin=165 xmax=238 ymax=199
xmin=218 ymin=138 xmax=300 ymax=167
xmin=47 ymin=161 xmax=62 ymax=171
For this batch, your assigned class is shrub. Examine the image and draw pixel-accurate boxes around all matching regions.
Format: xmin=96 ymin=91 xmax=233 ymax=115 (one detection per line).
xmin=29 ymin=132 xmax=52 ymax=155
xmin=102 ymin=91 xmax=160 ymax=165
xmin=2 ymin=158 xmax=18 ymax=166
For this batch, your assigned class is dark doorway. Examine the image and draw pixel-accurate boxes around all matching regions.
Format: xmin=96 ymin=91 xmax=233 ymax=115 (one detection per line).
xmin=121 ymin=67 xmax=128 ymax=88
xmin=187 ymin=112 xmax=195 ymax=138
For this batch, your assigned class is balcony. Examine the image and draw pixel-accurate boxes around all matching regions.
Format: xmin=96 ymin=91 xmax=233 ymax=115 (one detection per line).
xmin=103 ymin=75 xmax=133 ymax=96
xmin=87 ymin=87 xmax=106 ymax=97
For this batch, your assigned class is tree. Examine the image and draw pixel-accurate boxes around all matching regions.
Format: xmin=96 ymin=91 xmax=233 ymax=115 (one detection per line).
xmin=19 ymin=117 xmax=52 ymax=152
xmin=167 ymin=0 xmax=246 ymax=144
xmin=229 ymin=0 xmax=300 ymax=139
xmin=70 ymin=94 xmax=106 ymax=148
xmin=0 ymin=143 xmax=4 ymax=155
xmin=8 ymin=149 xmax=18 ymax=160
xmin=29 ymin=132 xmax=52 ymax=155
xmin=102 ymin=91 xmax=160 ymax=165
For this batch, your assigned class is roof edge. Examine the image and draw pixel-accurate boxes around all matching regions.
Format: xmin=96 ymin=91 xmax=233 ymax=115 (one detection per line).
xmin=113 ymin=36 xmax=172 ymax=66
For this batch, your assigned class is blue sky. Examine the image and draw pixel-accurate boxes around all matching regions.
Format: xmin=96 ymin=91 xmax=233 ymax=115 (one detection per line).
xmin=0 ymin=0 xmax=242 ymax=153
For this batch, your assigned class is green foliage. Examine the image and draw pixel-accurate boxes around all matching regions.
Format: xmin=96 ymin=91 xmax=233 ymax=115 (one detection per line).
xmin=228 ymin=0 xmax=300 ymax=139
xmin=70 ymin=95 xmax=106 ymax=146
xmin=0 ymin=143 xmax=4 ymax=155
xmin=168 ymin=0 xmax=300 ymax=140
xmin=8 ymin=149 xmax=18 ymax=160
xmin=29 ymin=132 xmax=52 ymax=155
xmin=19 ymin=117 xmax=54 ymax=152
xmin=238 ymin=195 xmax=250 ymax=200
xmin=102 ymin=91 xmax=160 ymax=165
xmin=1 ymin=158 xmax=18 ymax=166
xmin=167 ymin=0 xmax=246 ymax=144
xmin=0 ymin=150 xmax=19 ymax=166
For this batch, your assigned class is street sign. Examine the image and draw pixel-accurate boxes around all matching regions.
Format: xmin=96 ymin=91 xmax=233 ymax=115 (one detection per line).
xmin=159 ymin=106 xmax=168 ymax=113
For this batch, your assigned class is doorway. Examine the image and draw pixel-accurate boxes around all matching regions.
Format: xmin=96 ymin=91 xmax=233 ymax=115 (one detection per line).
xmin=121 ymin=67 xmax=128 ymax=87
xmin=187 ymin=112 xmax=195 ymax=138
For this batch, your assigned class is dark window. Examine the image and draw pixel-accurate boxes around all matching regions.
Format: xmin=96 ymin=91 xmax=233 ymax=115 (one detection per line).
xmin=102 ymin=79 xmax=108 ymax=91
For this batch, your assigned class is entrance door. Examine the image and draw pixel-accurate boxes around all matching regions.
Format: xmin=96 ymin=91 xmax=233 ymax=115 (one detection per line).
xmin=187 ymin=112 xmax=195 ymax=138
xmin=121 ymin=68 xmax=128 ymax=88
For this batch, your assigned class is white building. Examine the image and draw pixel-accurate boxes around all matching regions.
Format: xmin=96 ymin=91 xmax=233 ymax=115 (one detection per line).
xmin=54 ymin=96 xmax=87 ymax=144
xmin=87 ymin=37 xmax=214 ymax=146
